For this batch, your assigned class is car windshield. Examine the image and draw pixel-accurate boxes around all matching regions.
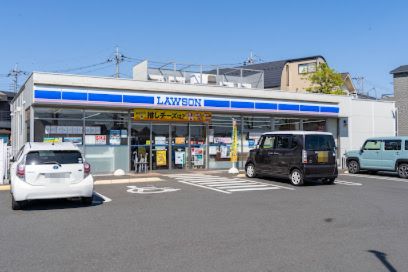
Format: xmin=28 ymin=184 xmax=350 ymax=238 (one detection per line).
xmin=25 ymin=150 xmax=83 ymax=165
xmin=305 ymin=135 xmax=335 ymax=151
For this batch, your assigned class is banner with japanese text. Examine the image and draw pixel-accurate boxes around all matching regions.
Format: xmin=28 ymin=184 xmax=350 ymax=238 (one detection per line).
xmin=134 ymin=109 xmax=211 ymax=122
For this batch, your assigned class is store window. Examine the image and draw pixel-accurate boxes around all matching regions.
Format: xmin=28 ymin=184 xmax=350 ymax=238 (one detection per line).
xmin=242 ymin=116 xmax=272 ymax=166
xmin=34 ymin=108 xmax=84 ymax=144
xmin=84 ymin=110 xmax=129 ymax=173
xmin=275 ymin=118 xmax=300 ymax=131
xmin=33 ymin=108 xmax=130 ymax=174
xmin=208 ymin=115 xmax=241 ymax=169
xmin=303 ymin=119 xmax=326 ymax=131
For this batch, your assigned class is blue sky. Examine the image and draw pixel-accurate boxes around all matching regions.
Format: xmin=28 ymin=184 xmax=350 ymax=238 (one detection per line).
xmin=1 ymin=0 xmax=407 ymax=97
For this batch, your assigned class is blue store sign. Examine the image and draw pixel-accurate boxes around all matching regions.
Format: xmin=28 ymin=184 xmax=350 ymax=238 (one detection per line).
xmin=33 ymin=87 xmax=340 ymax=115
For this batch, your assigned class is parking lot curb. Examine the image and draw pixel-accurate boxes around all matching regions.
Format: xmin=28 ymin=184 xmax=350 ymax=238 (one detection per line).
xmin=0 ymin=185 xmax=10 ymax=191
xmin=94 ymin=177 xmax=163 ymax=185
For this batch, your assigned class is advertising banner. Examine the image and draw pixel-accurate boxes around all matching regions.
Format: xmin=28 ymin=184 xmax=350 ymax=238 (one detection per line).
xmin=156 ymin=150 xmax=167 ymax=166
xmin=230 ymin=119 xmax=238 ymax=163
xmin=134 ymin=109 xmax=211 ymax=122
xmin=109 ymin=130 xmax=121 ymax=145
xmin=175 ymin=151 xmax=185 ymax=165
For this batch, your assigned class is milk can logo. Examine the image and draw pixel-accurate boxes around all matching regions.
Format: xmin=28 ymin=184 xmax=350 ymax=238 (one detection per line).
xmin=156 ymin=95 xmax=202 ymax=107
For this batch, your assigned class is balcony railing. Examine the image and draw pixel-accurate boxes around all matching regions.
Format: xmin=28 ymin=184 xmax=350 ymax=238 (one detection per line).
xmin=133 ymin=60 xmax=264 ymax=89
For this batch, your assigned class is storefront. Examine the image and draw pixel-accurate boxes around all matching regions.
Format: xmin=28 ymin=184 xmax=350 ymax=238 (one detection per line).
xmin=11 ymin=72 xmax=396 ymax=174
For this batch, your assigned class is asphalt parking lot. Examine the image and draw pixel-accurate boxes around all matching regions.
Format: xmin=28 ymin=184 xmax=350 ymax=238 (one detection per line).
xmin=1 ymin=171 xmax=408 ymax=272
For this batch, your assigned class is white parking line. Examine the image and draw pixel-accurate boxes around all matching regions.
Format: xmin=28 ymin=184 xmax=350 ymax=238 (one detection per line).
xmin=340 ymin=174 xmax=408 ymax=183
xmin=168 ymin=174 xmax=294 ymax=193
xmin=228 ymin=187 xmax=280 ymax=192
xmin=174 ymin=179 xmax=232 ymax=194
xmin=334 ymin=180 xmax=362 ymax=186
xmin=93 ymin=192 xmax=112 ymax=203
xmin=217 ymin=184 xmax=269 ymax=189
xmin=199 ymin=180 xmax=252 ymax=186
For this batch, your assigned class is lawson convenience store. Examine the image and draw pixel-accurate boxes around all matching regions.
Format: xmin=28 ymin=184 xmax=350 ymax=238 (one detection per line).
xmin=11 ymin=72 xmax=395 ymax=174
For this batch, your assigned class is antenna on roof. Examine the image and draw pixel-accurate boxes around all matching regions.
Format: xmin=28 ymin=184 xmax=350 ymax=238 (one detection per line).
xmin=243 ymin=51 xmax=264 ymax=66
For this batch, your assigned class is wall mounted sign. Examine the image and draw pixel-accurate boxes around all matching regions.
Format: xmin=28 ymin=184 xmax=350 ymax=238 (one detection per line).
xmin=134 ymin=109 xmax=212 ymax=122
xmin=44 ymin=125 xmax=101 ymax=135
xmin=33 ymin=86 xmax=340 ymax=116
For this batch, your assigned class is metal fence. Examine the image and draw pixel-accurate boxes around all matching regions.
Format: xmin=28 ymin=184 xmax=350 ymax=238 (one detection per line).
xmin=144 ymin=61 xmax=264 ymax=89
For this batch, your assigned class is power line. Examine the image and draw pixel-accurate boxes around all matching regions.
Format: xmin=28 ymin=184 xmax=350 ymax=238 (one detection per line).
xmin=7 ymin=64 xmax=28 ymax=93
xmin=53 ymin=60 xmax=112 ymax=73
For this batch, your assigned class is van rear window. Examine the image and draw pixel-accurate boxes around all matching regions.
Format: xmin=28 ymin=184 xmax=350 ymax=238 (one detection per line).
xmin=305 ymin=135 xmax=335 ymax=151
xmin=25 ymin=150 xmax=83 ymax=165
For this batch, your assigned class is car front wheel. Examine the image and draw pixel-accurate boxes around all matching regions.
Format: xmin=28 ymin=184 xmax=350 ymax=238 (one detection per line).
xmin=398 ymin=163 xmax=408 ymax=179
xmin=290 ymin=169 xmax=304 ymax=186
xmin=245 ymin=163 xmax=257 ymax=178
xmin=347 ymin=160 xmax=360 ymax=174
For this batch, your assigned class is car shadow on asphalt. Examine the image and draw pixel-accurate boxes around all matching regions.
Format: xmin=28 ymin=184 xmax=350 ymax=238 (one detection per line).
xmin=21 ymin=193 xmax=104 ymax=211
xmin=260 ymin=176 xmax=333 ymax=187
xmin=359 ymin=171 xmax=399 ymax=178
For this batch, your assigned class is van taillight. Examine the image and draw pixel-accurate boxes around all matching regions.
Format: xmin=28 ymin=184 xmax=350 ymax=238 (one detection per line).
xmin=302 ymin=150 xmax=308 ymax=164
xmin=84 ymin=162 xmax=91 ymax=177
xmin=17 ymin=164 xmax=25 ymax=178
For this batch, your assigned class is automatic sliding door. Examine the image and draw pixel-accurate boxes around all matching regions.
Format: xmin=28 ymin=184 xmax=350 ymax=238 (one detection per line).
xmin=189 ymin=124 xmax=206 ymax=169
xmin=130 ymin=124 xmax=151 ymax=173
xmin=152 ymin=124 xmax=169 ymax=170
xmin=171 ymin=124 xmax=188 ymax=169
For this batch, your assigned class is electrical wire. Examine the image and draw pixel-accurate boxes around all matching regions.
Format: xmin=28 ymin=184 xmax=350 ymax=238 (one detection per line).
xmin=76 ymin=63 xmax=115 ymax=75
xmin=53 ymin=60 xmax=112 ymax=73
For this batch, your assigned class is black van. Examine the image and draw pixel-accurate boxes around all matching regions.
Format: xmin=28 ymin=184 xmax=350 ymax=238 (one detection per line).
xmin=245 ymin=131 xmax=338 ymax=186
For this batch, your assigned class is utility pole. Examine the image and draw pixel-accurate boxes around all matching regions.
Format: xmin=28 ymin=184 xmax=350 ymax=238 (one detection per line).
xmin=113 ymin=47 xmax=124 ymax=78
xmin=352 ymin=76 xmax=365 ymax=95
xmin=244 ymin=51 xmax=255 ymax=66
xmin=7 ymin=64 xmax=27 ymax=93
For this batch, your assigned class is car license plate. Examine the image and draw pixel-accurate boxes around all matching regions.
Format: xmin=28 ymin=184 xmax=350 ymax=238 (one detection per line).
xmin=316 ymin=151 xmax=329 ymax=163
xmin=45 ymin=173 xmax=69 ymax=179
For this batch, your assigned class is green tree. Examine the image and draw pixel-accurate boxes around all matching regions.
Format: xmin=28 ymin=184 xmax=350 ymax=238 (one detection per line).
xmin=305 ymin=63 xmax=345 ymax=95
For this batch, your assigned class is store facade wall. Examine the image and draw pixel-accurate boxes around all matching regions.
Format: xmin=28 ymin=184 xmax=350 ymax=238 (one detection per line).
xmin=30 ymin=105 xmax=335 ymax=174
xmin=11 ymin=72 xmax=396 ymax=174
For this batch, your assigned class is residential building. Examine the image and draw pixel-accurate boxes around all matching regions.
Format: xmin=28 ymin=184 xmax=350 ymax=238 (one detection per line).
xmin=390 ymin=65 xmax=408 ymax=136
xmin=243 ymin=56 xmax=356 ymax=94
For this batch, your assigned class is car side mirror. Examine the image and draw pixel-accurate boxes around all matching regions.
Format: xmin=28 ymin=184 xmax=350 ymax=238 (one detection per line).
xmin=10 ymin=156 xmax=15 ymax=162
xmin=360 ymin=148 xmax=364 ymax=153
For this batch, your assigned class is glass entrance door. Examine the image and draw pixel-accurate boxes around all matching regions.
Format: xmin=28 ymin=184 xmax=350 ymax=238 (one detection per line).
xmin=171 ymin=124 xmax=188 ymax=170
xmin=152 ymin=124 xmax=170 ymax=170
xmin=189 ymin=124 xmax=207 ymax=169
xmin=130 ymin=124 xmax=151 ymax=173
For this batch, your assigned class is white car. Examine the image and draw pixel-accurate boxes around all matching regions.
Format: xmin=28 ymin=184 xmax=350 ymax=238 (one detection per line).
xmin=10 ymin=142 xmax=94 ymax=210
